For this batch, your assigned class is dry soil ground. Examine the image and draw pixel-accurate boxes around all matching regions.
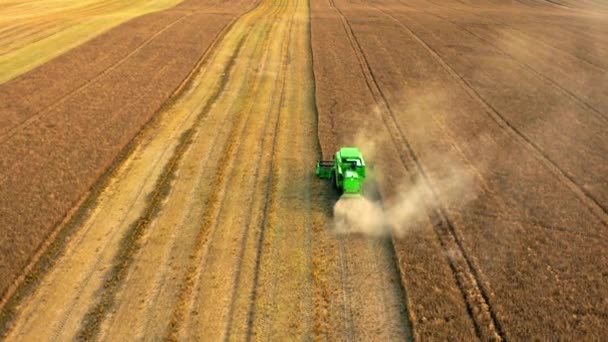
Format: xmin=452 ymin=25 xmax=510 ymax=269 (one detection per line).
xmin=0 ymin=0 xmax=607 ymax=340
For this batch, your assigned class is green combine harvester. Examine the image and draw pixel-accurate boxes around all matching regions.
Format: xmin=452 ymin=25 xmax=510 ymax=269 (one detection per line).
xmin=316 ymin=147 xmax=366 ymax=196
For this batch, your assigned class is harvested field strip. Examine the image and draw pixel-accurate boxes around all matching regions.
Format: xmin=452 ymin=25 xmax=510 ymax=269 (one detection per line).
xmin=0 ymin=0 xmax=185 ymax=83
xmin=374 ymin=5 xmax=608 ymax=224
xmin=328 ymin=0 xmax=502 ymax=339
xmin=165 ymin=2 xmax=290 ymax=339
xmin=0 ymin=0 xmax=253 ymax=326
xmin=1 ymin=0 xmax=261 ymax=338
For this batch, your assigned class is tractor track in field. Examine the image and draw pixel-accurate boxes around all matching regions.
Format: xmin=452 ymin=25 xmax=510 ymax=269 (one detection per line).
xmin=372 ymin=3 xmax=608 ymax=228
xmin=326 ymin=0 xmax=418 ymax=339
xmin=366 ymin=1 xmax=607 ymax=336
xmin=328 ymin=4 xmax=409 ymax=339
xmin=165 ymin=3 xmax=285 ymax=338
xmin=245 ymin=4 xmax=297 ymax=336
xmin=328 ymin=0 xmax=503 ymax=339
xmin=336 ymin=239 xmax=356 ymax=339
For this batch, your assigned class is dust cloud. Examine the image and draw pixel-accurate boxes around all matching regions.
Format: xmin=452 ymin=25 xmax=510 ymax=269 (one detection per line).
xmin=333 ymin=166 xmax=473 ymax=237
xmin=332 ymin=131 xmax=476 ymax=238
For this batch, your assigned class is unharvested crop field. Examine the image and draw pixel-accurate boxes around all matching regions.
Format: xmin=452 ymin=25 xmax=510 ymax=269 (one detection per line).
xmin=1 ymin=0 xmax=607 ymax=340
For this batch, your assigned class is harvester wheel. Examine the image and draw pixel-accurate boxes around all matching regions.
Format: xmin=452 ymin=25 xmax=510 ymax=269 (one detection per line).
xmin=331 ymin=174 xmax=342 ymax=194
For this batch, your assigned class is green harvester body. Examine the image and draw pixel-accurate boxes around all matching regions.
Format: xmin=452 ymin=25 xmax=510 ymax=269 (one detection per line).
xmin=316 ymin=147 xmax=366 ymax=196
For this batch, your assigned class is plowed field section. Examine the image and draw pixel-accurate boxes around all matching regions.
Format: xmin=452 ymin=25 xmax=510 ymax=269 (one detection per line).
xmin=1 ymin=0 xmax=410 ymax=340
xmin=311 ymin=0 xmax=608 ymax=339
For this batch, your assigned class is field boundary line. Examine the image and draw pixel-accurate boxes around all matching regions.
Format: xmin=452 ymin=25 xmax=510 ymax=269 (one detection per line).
xmin=328 ymin=0 xmax=502 ymax=339
xmin=0 ymin=0 xmax=259 ymax=337
xmin=375 ymin=7 xmax=608 ymax=228
xmin=307 ymin=2 xmax=343 ymax=337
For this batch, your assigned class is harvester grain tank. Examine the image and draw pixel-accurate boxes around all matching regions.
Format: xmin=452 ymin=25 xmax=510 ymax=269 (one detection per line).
xmin=316 ymin=147 xmax=366 ymax=196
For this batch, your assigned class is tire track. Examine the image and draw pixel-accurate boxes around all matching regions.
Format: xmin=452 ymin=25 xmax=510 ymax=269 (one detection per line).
xmin=365 ymin=0 xmax=608 ymax=251
xmin=241 ymin=3 xmax=301 ymax=338
xmin=228 ymin=1 xmax=296 ymax=337
xmin=373 ymin=6 xmax=608 ymax=227
xmin=327 ymin=0 xmax=502 ymax=339
xmin=163 ymin=2 xmax=285 ymax=339
xmin=335 ymin=239 xmax=357 ymax=340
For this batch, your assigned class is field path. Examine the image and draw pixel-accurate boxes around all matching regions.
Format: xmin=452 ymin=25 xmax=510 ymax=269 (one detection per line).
xmin=1 ymin=0 xmax=410 ymax=340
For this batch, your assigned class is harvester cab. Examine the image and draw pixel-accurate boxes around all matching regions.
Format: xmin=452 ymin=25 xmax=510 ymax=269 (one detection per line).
xmin=316 ymin=147 xmax=366 ymax=196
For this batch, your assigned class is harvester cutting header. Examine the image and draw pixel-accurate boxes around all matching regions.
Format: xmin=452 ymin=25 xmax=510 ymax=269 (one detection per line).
xmin=316 ymin=147 xmax=366 ymax=196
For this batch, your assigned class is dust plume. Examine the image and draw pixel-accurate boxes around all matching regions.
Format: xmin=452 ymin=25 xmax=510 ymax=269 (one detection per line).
xmin=333 ymin=164 xmax=473 ymax=237
xmin=333 ymin=130 xmax=476 ymax=237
